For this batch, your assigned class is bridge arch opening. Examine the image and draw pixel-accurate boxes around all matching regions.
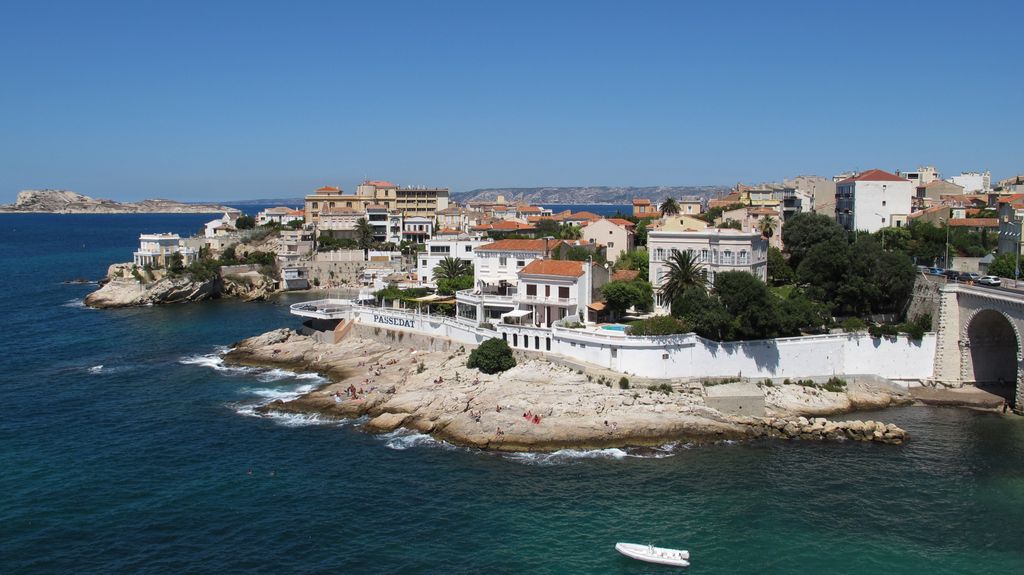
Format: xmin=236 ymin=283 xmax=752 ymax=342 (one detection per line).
xmin=967 ymin=309 xmax=1020 ymax=404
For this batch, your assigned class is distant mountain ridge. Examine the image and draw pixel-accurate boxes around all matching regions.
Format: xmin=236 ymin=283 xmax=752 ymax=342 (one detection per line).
xmin=452 ymin=186 xmax=731 ymax=205
xmin=0 ymin=190 xmax=233 ymax=214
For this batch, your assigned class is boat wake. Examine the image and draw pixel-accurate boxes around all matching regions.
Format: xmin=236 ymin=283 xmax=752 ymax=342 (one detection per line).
xmin=506 ymin=443 xmax=682 ymax=465
xmin=88 ymin=365 xmax=103 ymax=374
xmin=62 ymin=298 xmax=90 ymax=309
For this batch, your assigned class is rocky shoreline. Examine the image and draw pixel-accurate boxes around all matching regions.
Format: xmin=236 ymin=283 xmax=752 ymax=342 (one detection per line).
xmin=83 ymin=263 xmax=276 ymax=308
xmin=222 ymin=329 xmax=913 ymax=452
xmin=0 ymin=190 xmax=231 ymax=214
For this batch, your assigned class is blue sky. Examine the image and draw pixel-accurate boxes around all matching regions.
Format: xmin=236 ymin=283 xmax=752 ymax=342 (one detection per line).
xmin=1 ymin=0 xmax=1021 ymax=202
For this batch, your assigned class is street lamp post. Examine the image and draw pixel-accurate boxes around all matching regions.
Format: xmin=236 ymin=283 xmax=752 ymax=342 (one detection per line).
xmin=940 ymin=216 xmax=950 ymax=269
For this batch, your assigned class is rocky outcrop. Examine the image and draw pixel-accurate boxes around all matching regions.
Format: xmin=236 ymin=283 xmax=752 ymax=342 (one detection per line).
xmin=221 ymin=272 xmax=276 ymax=302
xmin=738 ymin=416 xmax=908 ymax=445
xmin=0 ymin=189 xmax=232 ymax=213
xmin=84 ymin=274 xmax=219 ymax=308
xmin=221 ymin=329 xmax=911 ymax=452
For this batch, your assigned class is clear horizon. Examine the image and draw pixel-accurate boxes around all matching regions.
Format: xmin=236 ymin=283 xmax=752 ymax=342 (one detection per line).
xmin=1 ymin=0 xmax=1021 ymax=203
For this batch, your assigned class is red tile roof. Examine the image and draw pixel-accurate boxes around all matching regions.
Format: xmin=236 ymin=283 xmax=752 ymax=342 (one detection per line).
xmin=477 ymin=239 xmax=562 ymax=252
xmin=632 ymin=198 xmax=652 ymax=205
xmin=519 ymin=259 xmax=586 ymax=278
xmin=491 ymin=220 xmax=535 ymax=231
xmin=365 ymin=180 xmax=396 ymax=188
xmin=605 ymin=218 xmax=636 ymax=228
xmin=315 ymin=186 xmax=341 ymax=193
xmin=611 ymin=269 xmax=640 ymax=282
xmin=838 ymin=169 xmax=909 ymax=183
xmin=949 ymin=218 xmax=999 ymax=228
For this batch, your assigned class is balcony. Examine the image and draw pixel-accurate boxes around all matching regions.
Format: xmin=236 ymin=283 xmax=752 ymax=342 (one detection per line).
xmin=456 ymin=288 xmax=517 ymax=305
xmin=517 ymin=293 xmax=576 ymax=305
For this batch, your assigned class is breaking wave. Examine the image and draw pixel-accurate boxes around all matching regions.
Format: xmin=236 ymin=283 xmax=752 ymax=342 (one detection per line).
xmin=379 ymin=428 xmax=455 ymax=451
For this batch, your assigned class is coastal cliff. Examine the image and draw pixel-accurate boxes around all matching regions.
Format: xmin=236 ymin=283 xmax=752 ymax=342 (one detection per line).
xmin=222 ymin=329 xmax=909 ymax=451
xmin=0 ymin=190 xmax=232 ymax=214
xmin=84 ymin=263 xmax=276 ymax=308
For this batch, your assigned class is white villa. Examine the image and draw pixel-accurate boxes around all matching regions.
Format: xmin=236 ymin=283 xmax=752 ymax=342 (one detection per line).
xmin=256 ymin=206 xmax=304 ymax=226
xmin=416 ymin=232 xmax=487 ymax=285
xmin=203 ymin=211 xmax=240 ymax=239
xmin=835 ymin=169 xmax=913 ymax=233
xmin=133 ymin=233 xmax=199 ymax=268
xmin=648 ymin=219 xmax=768 ymax=313
xmin=511 ymin=259 xmax=606 ymax=327
xmin=455 ymin=238 xmax=563 ymax=323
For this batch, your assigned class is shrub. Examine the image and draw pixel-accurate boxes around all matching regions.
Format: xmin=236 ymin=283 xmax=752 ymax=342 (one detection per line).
xmin=628 ymin=315 xmax=688 ymax=336
xmin=913 ymin=313 xmax=932 ymax=331
xmin=823 ymin=377 xmax=848 ymax=392
xmin=658 ymin=383 xmax=673 ymax=394
xmin=312 ymin=277 xmax=321 ymax=287
xmin=762 ymin=378 xmax=774 ymax=387
xmin=899 ymin=322 xmax=925 ymax=341
xmin=235 ymin=214 xmax=256 ymax=229
xmin=417 ymin=362 xmax=425 ymax=374
xmin=841 ymin=317 xmax=866 ymax=332
xmin=466 ymin=338 xmax=517 ymax=374
xmin=478 ymin=322 xmax=495 ymax=331
xmin=619 ymin=377 xmax=630 ymax=389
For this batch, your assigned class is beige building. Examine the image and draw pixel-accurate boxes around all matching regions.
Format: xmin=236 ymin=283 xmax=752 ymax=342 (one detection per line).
xmin=356 ymin=180 xmax=449 ymax=216
xmin=716 ymin=206 xmax=782 ymax=250
xmin=582 ymin=218 xmax=635 ymax=263
xmin=304 ymin=186 xmax=374 ymax=224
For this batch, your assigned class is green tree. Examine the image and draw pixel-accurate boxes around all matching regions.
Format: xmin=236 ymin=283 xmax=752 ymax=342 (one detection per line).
xmin=671 ymin=286 xmax=733 ymax=341
xmin=433 ymin=256 xmax=472 ymax=281
xmin=660 ymin=197 xmax=680 ymax=216
xmin=660 ymin=249 xmax=706 ymax=308
xmin=714 ymin=271 xmax=782 ymax=340
xmin=614 ymin=248 xmax=649 ymax=279
xmin=534 ymin=219 xmax=561 ymax=238
xmin=634 ymin=219 xmax=648 ymax=247
xmin=355 ymin=217 xmax=375 ymax=252
xmin=167 ymin=252 xmax=185 ymax=274
xmin=436 ymin=275 xmax=474 ymax=296
xmin=717 ymin=219 xmax=742 ymax=230
xmin=782 ymin=212 xmax=846 ymax=269
xmin=987 ymin=252 xmax=1022 ymax=278
xmin=220 ymin=245 xmax=238 ymax=265
xmin=557 ymin=224 xmax=583 ymax=240
xmin=758 ymin=215 xmax=777 ymax=240
xmin=601 ymin=280 xmax=654 ymax=315
xmin=466 ymin=338 xmax=517 ymax=374
xmin=235 ymin=215 xmax=256 ymax=229
xmin=767 ymin=246 xmax=795 ymax=285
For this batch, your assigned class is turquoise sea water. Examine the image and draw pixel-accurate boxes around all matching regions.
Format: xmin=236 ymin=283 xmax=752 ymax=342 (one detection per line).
xmin=2 ymin=213 xmax=1024 ymax=574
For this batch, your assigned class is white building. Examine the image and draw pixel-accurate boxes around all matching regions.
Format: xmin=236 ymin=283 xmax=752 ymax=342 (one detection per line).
xmin=899 ymin=166 xmax=940 ymax=188
xmin=455 ymin=238 xmax=563 ymax=323
xmin=203 ymin=211 xmax=240 ymax=239
xmin=511 ymin=259 xmax=605 ymax=327
xmin=317 ymin=207 xmax=362 ymax=237
xmin=402 ymin=215 xmax=434 ymax=244
xmin=834 ymin=169 xmax=914 ymax=233
xmin=581 ymin=218 xmax=635 ymax=263
xmin=648 ymin=225 xmax=768 ymax=313
xmin=416 ymin=233 xmax=488 ymax=284
xmin=948 ymin=171 xmax=991 ymax=194
xmin=256 ymin=206 xmax=304 ymax=226
xmin=133 ymin=233 xmax=199 ymax=268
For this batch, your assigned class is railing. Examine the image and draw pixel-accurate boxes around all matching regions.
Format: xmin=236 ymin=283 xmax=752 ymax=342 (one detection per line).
xmin=455 ymin=289 xmax=517 ymax=303
xmin=517 ymin=294 xmax=576 ymax=304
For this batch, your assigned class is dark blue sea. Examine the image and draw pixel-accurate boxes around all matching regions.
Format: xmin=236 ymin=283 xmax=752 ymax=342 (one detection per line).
xmin=2 ymin=212 xmax=1024 ymax=574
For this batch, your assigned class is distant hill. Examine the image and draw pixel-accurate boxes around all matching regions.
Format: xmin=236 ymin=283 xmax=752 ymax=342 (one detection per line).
xmin=452 ymin=186 xmax=731 ymax=205
xmin=0 ymin=190 xmax=234 ymax=214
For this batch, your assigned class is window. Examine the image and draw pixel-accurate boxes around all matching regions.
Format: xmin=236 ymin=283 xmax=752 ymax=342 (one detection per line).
xmin=739 ymin=250 xmax=748 ymax=264
xmin=499 ymin=256 xmax=508 ymax=266
xmin=465 ymin=246 xmax=472 ymax=252
xmin=517 ymin=260 xmax=525 ymax=267
xmin=882 ymin=200 xmax=887 ymax=206
xmin=545 ymin=285 xmax=550 ymax=297
xmin=421 ymin=259 xmax=427 ymax=266
xmin=558 ymin=286 xmax=570 ymax=299
xmin=608 ymin=241 xmax=615 ymax=248
xmin=526 ymin=284 xmax=537 ymax=296
xmin=701 ymin=249 xmax=709 ymax=262
xmin=312 ymin=202 xmax=318 ymax=209
xmin=655 ymin=248 xmax=665 ymax=260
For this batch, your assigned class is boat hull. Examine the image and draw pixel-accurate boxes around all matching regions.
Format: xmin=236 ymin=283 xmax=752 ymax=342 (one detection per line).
xmin=615 ymin=542 xmax=690 ymax=567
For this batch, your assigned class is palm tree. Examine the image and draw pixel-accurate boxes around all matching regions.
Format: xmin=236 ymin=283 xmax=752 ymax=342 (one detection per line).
xmin=433 ymin=256 xmax=472 ymax=281
xmin=659 ymin=249 xmax=706 ymax=307
xmin=558 ymin=224 xmax=583 ymax=240
xmin=660 ymin=197 xmax=680 ymax=216
xmin=758 ymin=215 xmax=777 ymax=240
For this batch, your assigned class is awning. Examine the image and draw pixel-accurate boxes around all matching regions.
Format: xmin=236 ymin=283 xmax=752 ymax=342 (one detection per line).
xmin=501 ymin=309 xmax=533 ymax=318
xmin=587 ymin=302 xmax=607 ymax=311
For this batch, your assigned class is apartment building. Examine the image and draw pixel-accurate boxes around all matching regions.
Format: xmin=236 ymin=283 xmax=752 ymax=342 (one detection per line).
xmin=582 ymin=218 xmax=635 ymax=263
xmin=948 ymin=171 xmax=992 ymax=194
xmin=455 ymin=238 xmax=563 ymax=323
xmin=357 ymin=180 xmax=450 ymax=216
xmin=835 ymin=169 xmax=914 ymax=233
xmin=512 ymin=260 xmax=607 ymax=327
xmin=416 ymin=233 xmax=488 ymax=284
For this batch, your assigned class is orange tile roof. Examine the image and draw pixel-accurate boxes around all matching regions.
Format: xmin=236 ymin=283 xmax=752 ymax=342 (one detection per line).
xmin=838 ymin=169 xmax=909 ymax=183
xmin=567 ymin=211 xmax=602 ymax=221
xmin=519 ymin=259 xmax=586 ymax=278
xmin=315 ymin=186 xmax=341 ymax=193
xmin=632 ymin=198 xmax=651 ymax=205
xmin=949 ymin=218 xmax=999 ymax=228
xmin=477 ymin=239 xmax=561 ymax=252
xmin=612 ymin=269 xmax=640 ymax=282
xmin=365 ymin=180 xmax=396 ymax=188
xmin=605 ymin=218 xmax=636 ymax=228
xmin=490 ymin=220 xmax=535 ymax=231
xmin=517 ymin=205 xmax=543 ymax=212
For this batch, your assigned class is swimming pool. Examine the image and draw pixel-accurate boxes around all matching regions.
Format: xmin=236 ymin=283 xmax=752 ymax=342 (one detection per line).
xmin=601 ymin=324 xmax=629 ymax=332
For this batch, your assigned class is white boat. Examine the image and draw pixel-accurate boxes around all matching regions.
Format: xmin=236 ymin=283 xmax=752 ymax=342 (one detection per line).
xmin=615 ymin=542 xmax=690 ymax=567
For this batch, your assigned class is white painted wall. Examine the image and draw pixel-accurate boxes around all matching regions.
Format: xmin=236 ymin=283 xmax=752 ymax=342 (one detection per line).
xmin=335 ymin=303 xmax=936 ymax=382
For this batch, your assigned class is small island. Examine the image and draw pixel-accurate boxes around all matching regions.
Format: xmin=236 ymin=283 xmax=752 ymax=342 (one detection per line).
xmin=0 ymin=189 xmax=233 ymax=214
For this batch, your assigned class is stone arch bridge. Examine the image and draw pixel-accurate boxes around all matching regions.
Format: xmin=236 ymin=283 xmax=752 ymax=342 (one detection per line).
xmin=933 ymin=283 xmax=1024 ymax=411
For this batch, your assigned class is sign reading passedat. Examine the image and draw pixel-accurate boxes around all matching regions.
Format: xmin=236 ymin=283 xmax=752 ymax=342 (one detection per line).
xmin=373 ymin=314 xmax=416 ymax=328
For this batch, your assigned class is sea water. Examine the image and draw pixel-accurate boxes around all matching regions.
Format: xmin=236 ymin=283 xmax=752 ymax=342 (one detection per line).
xmin=1 ymin=213 xmax=1023 ymax=574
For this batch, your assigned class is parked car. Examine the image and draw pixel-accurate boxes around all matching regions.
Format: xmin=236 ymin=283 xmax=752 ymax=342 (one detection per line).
xmin=928 ymin=267 xmax=944 ymax=275
xmin=943 ymin=269 xmax=961 ymax=280
xmin=977 ymin=275 xmax=1002 ymax=286
xmin=957 ymin=272 xmax=981 ymax=282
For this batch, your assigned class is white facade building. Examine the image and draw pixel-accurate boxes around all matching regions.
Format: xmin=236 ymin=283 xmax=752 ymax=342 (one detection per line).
xmin=133 ymin=233 xmax=199 ymax=268
xmin=512 ymin=260 xmax=602 ymax=327
xmin=455 ymin=239 xmax=562 ymax=323
xmin=402 ymin=215 xmax=434 ymax=244
xmin=835 ymin=169 xmax=914 ymax=233
xmin=899 ymin=166 xmax=940 ymax=188
xmin=648 ymin=226 xmax=768 ymax=313
xmin=416 ymin=234 xmax=488 ymax=284
xmin=203 ymin=211 xmax=240 ymax=239
xmin=256 ymin=206 xmax=304 ymax=226
xmin=581 ymin=218 xmax=635 ymax=263
xmin=948 ymin=171 xmax=991 ymax=194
